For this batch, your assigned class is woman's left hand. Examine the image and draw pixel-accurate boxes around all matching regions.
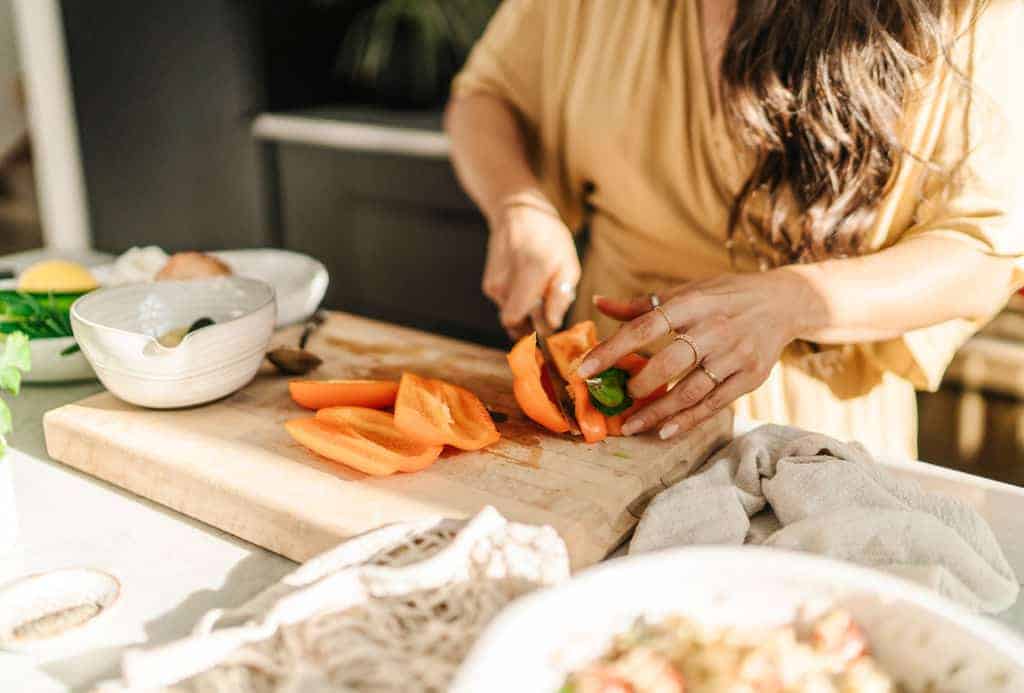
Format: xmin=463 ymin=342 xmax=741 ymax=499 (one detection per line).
xmin=576 ymin=268 xmax=825 ymax=439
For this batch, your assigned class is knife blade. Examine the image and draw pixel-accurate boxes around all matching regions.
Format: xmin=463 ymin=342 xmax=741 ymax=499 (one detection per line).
xmin=528 ymin=305 xmax=580 ymax=435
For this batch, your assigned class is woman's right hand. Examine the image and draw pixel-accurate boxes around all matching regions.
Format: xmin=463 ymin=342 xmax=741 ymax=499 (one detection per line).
xmin=483 ymin=195 xmax=581 ymax=337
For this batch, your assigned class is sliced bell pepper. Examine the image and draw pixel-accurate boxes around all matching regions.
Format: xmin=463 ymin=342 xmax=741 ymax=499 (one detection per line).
xmin=313 ymin=406 xmax=444 ymax=472
xmin=569 ymin=377 xmax=608 ymax=443
xmin=393 ymin=372 xmax=501 ymax=451
xmin=508 ymin=333 xmax=571 ymax=434
xmin=606 ymin=354 xmax=669 ymax=436
xmin=613 ymin=353 xmax=649 ymax=377
xmin=289 ymin=379 xmax=399 ymax=410
xmin=546 ymin=320 xmax=598 ymax=381
xmin=549 ymin=320 xmax=608 ymax=442
xmin=285 ymin=415 xmax=441 ymax=476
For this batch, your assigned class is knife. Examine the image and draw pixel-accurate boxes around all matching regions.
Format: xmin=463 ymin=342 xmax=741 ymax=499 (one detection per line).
xmin=528 ymin=305 xmax=581 ymax=436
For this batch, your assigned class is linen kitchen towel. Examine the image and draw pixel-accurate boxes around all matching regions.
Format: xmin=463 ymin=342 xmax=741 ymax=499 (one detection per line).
xmin=629 ymin=424 xmax=1020 ymax=613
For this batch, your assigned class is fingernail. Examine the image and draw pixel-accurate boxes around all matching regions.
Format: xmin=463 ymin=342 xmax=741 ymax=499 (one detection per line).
xmin=659 ymin=423 xmax=679 ymax=440
xmin=621 ymin=419 xmax=643 ymax=436
xmin=592 ymin=294 xmax=604 ymax=305
xmin=578 ymin=358 xmax=599 ymax=378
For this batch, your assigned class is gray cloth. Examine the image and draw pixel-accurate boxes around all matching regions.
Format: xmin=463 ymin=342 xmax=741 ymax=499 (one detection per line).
xmin=629 ymin=424 xmax=1020 ymax=613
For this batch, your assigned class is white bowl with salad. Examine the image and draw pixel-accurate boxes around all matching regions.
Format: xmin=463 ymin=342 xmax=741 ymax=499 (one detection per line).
xmin=0 ymin=259 xmax=100 ymax=383
xmin=452 ymin=546 xmax=1024 ymax=693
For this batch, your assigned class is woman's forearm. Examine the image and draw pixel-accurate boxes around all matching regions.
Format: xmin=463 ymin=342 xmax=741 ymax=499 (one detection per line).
xmin=444 ymin=94 xmax=547 ymax=221
xmin=785 ymin=236 xmax=1018 ymax=344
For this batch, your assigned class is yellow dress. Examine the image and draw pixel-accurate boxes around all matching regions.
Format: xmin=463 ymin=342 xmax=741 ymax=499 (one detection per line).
xmin=452 ymin=0 xmax=1024 ymax=460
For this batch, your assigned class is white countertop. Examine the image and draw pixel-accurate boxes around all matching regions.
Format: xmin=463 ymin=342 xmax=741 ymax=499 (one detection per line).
xmin=0 ymin=382 xmax=295 ymax=691
xmin=2 ymin=345 xmax=1024 ymax=691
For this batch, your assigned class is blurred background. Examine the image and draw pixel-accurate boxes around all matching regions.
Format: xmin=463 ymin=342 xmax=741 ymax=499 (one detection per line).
xmin=1 ymin=0 xmax=1022 ymax=479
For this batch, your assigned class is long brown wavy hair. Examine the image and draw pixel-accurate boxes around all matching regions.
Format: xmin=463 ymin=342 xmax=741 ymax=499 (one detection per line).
xmin=720 ymin=0 xmax=979 ymax=267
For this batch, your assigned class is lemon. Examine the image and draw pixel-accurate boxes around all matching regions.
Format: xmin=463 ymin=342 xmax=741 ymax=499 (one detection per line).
xmin=17 ymin=260 xmax=99 ymax=293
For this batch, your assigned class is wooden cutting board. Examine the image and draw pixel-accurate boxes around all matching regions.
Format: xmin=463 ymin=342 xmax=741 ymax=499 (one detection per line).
xmin=43 ymin=312 xmax=732 ymax=569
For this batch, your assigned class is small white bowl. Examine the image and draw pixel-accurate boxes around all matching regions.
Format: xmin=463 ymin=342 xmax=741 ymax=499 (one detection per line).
xmin=0 ymin=568 xmax=121 ymax=656
xmin=71 ymin=277 xmax=276 ymax=408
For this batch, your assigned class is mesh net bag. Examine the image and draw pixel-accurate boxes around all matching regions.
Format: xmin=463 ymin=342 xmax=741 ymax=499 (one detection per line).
xmin=101 ymin=507 xmax=569 ymax=693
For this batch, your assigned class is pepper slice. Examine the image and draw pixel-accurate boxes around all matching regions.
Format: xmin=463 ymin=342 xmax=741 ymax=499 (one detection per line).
xmin=548 ymin=321 xmax=608 ymax=443
xmin=313 ymin=406 xmax=444 ymax=472
xmin=285 ymin=414 xmax=441 ymax=476
xmin=393 ymin=372 xmax=501 ymax=451
xmin=569 ymin=377 xmax=608 ymax=443
xmin=546 ymin=320 xmax=598 ymax=381
xmin=508 ymin=333 xmax=571 ymax=434
xmin=289 ymin=379 xmax=399 ymax=410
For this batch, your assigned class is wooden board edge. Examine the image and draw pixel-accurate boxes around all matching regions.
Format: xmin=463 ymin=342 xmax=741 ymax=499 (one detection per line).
xmin=600 ymin=408 xmax=734 ymax=560
xmin=43 ymin=405 xmax=334 ymax=562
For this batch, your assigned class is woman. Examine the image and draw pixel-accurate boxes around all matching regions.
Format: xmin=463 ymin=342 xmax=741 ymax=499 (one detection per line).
xmin=445 ymin=0 xmax=1023 ymax=459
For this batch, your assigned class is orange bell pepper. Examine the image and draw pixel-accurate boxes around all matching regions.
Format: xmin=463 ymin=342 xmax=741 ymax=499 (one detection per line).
xmin=289 ymin=379 xmax=399 ymax=410
xmin=606 ymin=354 xmax=669 ymax=436
xmin=545 ymin=320 xmax=598 ymax=381
xmin=313 ymin=406 xmax=444 ymax=472
xmin=393 ymin=372 xmax=501 ymax=451
xmin=548 ymin=321 xmax=609 ymax=443
xmin=285 ymin=411 xmax=442 ymax=476
xmin=569 ymin=378 xmax=608 ymax=443
xmin=507 ymin=333 xmax=571 ymax=434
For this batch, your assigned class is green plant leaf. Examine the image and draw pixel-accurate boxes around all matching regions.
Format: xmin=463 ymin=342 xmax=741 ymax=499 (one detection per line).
xmin=0 ymin=331 xmax=31 ymax=374
xmin=0 ymin=400 xmax=11 ymax=439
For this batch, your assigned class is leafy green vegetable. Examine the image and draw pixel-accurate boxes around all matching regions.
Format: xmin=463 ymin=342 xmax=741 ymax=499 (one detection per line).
xmin=0 ymin=290 xmax=85 ymax=356
xmin=586 ymin=367 xmax=633 ymax=416
xmin=0 ymin=332 xmax=31 ymax=457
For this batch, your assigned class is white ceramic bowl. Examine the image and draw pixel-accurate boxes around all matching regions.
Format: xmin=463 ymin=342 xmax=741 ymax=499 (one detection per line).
xmin=453 ymin=547 xmax=1024 ymax=693
xmin=0 ymin=568 xmax=121 ymax=656
xmin=71 ymin=277 xmax=276 ymax=408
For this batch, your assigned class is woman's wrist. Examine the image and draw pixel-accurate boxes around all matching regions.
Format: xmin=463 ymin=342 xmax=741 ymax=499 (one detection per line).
xmin=771 ymin=264 xmax=834 ymax=341
xmin=484 ymin=188 xmax=559 ymax=226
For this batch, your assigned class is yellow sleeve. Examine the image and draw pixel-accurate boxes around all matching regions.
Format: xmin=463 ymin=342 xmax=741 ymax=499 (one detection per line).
xmin=450 ymin=0 xmax=551 ymax=130
xmin=865 ymin=0 xmax=1024 ymax=392
xmin=450 ymin=0 xmax=585 ymax=230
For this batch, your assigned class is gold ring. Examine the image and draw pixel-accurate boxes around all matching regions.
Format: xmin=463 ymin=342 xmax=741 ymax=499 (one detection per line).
xmin=652 ymin=304 xmax=673 ymax=333
xmin=700 ymin=363 xmax=722 ymax=385
xmin=673 ymin=332 xmax=701 ymax=364
xmin=648 ymin=292 xmax=661 ymax=309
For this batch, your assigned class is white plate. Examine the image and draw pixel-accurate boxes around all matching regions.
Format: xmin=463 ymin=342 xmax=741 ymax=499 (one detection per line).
xmin=452 ymin=547 xmax=1024 ymax=693
xmin=90 ymin=248 xmax=329 ymax=328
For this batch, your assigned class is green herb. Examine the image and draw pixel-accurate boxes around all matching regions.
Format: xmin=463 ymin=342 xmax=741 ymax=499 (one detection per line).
xmin=612 ymin=451 xmax=632 ymax=459
xmin=586 ymin=367 xmax=633 ymax=416
xmin=0 ymin=290 xmax=85 ymax=357
xmin=558 ymin=684 xmax=576 ymax=693
xmin=0 ymin=332 xmax=31 ymax=457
